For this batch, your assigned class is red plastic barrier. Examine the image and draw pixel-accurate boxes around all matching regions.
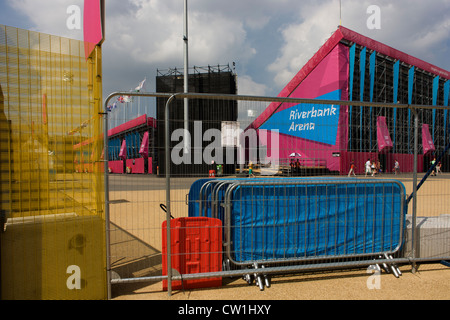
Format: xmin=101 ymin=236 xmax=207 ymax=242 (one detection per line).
xmin=162 ymin=217 xmax=222 ymax=291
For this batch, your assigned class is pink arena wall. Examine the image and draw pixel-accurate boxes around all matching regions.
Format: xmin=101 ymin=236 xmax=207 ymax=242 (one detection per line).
xmin=340 ymin=152 xmax=424 ymax=175
xmin=250 ymin=26 xmax=446 ymax=174
xmin=257 ymin=43 xmax=349 ymax=172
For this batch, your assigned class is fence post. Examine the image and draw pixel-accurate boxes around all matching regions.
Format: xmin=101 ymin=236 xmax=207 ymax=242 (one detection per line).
xmin=104 ymin=94 xmax=112 ymax=300
xmin=165 ymin=94 xmax=178 ymax=297
xmin=411 ymin=107 xmax=419 ymax=273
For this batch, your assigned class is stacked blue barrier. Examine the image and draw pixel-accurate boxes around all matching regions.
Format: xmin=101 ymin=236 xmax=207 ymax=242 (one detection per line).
xmin=187 ymin=177 xmax=406 ymax=266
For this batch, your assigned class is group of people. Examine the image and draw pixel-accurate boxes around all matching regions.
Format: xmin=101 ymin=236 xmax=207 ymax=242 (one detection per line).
xmin=348 ymin=157 xmax=444 ymax=177
xmin=430 ymin=157 xmax=442 ymax=176
xmin=290 ymin=158 xmax=302 ymax=176
xmin=364 ymin=159 xmax=383 ymax=177
xmin=347 ymin=158 xmax=400 ymax=177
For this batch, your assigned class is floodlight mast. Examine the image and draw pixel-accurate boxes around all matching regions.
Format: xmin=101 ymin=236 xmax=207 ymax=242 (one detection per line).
xmin=183 ymin=0 xmax=189 ymax=154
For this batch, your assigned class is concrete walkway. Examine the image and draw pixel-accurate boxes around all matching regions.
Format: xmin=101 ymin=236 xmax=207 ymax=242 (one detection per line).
xmin=108 ymin=173 xmax=450 ymax=300
xmin=111 ymin=262 xmax=450 ymax=300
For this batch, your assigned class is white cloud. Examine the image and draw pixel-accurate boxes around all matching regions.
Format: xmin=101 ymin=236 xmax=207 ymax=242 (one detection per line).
xmin=7 ymin=0 xmax=85 ymax=40
xmin=105 ymin=0 xmax=258 ymax=68
xmin=237 ymin=75 xmax=268 ymax=96
xmin=266 ymin=0 xmax=450 ymax=90
xmin=267 ymin=0 xmax=340 ymax=87
xmin=5 ymin=0 xmax=449 ymax=99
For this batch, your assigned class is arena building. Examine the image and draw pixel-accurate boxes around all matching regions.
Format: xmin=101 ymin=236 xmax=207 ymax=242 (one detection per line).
xmin=248 ymin=26 xmax=450 ymax=175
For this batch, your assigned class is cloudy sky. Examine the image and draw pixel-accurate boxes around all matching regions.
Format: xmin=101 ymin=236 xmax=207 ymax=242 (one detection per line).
xmin=1 ymin=0 xmax=449 ymax=119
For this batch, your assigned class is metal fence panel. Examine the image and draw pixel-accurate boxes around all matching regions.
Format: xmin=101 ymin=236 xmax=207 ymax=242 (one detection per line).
xmin=104 ymin=92 xmax=450 ymax=297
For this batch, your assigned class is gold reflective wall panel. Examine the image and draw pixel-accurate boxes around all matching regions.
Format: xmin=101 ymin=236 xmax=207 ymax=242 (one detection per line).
xmin=0 ymin=25 xmax=106 ymax=300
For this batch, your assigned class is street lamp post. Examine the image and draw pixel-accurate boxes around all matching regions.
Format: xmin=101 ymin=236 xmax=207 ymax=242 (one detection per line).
xmin=183 ymin=0 xmax=189 ymax=154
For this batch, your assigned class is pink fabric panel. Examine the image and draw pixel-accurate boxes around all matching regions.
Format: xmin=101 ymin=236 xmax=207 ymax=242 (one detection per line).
xmin=140 ymin=131 xmax=149 ymax=158
xmin=339 ymin=152 xmax=378 ymax=175
xmin=109 ymin=161 xmax=124 ymax=174
xmin=148 ymin=157 xmax=153 ymax=174
xmin=422 ymin=124 xmax=435 ymax=155
xmin=340 ymin=152 xmax=424 ymax=175
xmin=279 ymin=28 xmax=346 ymax=99
xmin=126 ymin=158 xmax=145 ymax=174
xmin=386 ymin=153 xmax=423 ymax=173
xmin=84 ymin=0 xmax=104 ymax=59
xmin=147 ymin=117 xmax=157 ymax=128
xmin=119 ymin=140 xmax=127 ymax=160
xmin=377 ymin=116 xmax=393 ymax=153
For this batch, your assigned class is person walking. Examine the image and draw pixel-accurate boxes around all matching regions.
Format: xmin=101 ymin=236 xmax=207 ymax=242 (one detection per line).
xmin=371 ymin=161 xmax=376 ymax=176
xmin=348 ymin=160 xmax=356 ymax=177
xmin=289 ymin=158 xmax=295 ymax=176
xmin=436 ymin=161 xmax=442 ymax=175
xmin=431 ymin=157 xmax=436 ymax=176
xmin=365 ymin=159 xmax=371 ymax=177
xmin=248 ymin=161 xmax=254 ymax=177
xmin=393 ymin=159 xmax=400 ymax=175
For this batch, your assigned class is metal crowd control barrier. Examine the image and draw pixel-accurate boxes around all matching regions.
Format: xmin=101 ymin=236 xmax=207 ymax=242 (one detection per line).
xmin=188 ymin=178 xmax=406 ymax=289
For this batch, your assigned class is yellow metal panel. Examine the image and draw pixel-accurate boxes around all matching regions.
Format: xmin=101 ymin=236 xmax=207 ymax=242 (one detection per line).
xmin=0 ymin=25 xmax=106 ymax=300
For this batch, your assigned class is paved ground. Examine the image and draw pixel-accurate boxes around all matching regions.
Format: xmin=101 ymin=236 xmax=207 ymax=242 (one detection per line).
xmin=108 ymin=173 xmax=450 ymax=301
xmin=111 ymin=262 xmax=450 ymax=300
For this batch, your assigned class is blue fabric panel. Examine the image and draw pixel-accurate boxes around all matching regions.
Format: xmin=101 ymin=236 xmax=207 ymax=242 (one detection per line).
xmin=349 ymin=44 xmax=356 ymax=148
xmin=188 ymin=177 xmax=353 ymax=219
xmin=432 ymin=76 xmax=439 ymax=141
xmin=349 ymin=44 xmax=356 ymax=101
xmin=369 ymin=51 xmax=376 ymax=102
xmin=360 ymin=47 xmax=366 ymax=151
xmin=188 ymin=178 xmax=406 ymax=264
xmin=109 ymin=138 xmax=121 ymax=161
xmin=369 ymin=51 xmax=376 ymax=149
xmin=393 ymin=61 xmax=400 ymax=152
xmin=125 ymin=134 xmax=130 ymax=159
xmin=135 ymin=132 xmax=140 ymax=158
xmin=408 ymin=66 xmax=414 ymax=104
xmin=408 ymin=66 xmax=415 ymax=153
xmin=445 ymin=80 xmax=450 ymax=107
xmin=188 ymin=178 xmax=213 ymax=217
xmin=445 ymin=80 xmax=450 ymax=144
xmin=229 ymin=181 xmax=405 ymax=263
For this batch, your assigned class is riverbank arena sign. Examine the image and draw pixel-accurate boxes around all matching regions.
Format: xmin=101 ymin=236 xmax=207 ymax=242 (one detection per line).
xmin=260 ymin=90 xmax=341 ymax=146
